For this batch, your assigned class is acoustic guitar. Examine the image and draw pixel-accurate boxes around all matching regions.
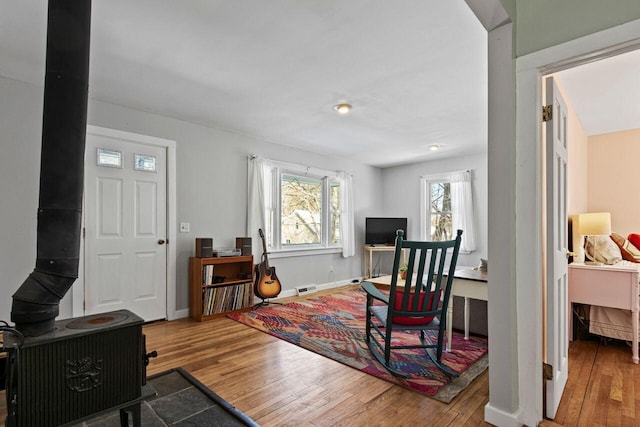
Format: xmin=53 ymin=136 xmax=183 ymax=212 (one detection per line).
xmin=254 ymin=228 xmax=282 ymax=300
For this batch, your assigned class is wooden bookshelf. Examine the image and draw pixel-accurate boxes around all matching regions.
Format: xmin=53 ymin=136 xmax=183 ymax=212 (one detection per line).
xmin=189 ymin=255 xmax=254 ymax=321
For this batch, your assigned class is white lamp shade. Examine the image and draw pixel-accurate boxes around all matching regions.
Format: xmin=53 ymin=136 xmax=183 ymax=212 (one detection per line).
xmin=577 ymin=212 xmax=611 ymax=236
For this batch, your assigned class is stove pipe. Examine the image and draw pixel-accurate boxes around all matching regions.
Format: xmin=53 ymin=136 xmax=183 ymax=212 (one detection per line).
xmin=11 ymin=0 xmax=91 ymax=337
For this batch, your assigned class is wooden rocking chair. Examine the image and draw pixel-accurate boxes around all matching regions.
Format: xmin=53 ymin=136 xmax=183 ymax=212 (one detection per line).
xmin=361 ymin=229 xmax=463 ymax=378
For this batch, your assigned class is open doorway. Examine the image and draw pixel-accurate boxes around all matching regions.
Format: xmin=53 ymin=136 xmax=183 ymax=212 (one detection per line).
xmin=510 ymin=20 xmax=640 ymax=423
xmin=541 ymin=46 xmax=640 ymax=419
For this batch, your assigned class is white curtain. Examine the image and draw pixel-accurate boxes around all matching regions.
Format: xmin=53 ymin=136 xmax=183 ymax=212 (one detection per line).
xmin=449 ymin=170 xmax=476 ymax=252
xmin=339 ymin=171 xmax=355 ymax=257
xmin=247 ymin=156 xmax=268 ymax=258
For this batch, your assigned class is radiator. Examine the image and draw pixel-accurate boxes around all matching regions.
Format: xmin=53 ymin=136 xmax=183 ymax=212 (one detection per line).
xmin=295 ymin=284 xmax=318 ymax=295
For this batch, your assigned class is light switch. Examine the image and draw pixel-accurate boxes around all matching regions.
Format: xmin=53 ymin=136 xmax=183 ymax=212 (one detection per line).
xmin=179 ymin=222 xmax=190 ymax=233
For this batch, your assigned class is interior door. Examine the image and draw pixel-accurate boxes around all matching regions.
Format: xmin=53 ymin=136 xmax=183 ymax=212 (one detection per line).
xmin=544 ymin=76 xmax=569 ymax=419
xmin=84 ymin=131 xmax=167 ymax=321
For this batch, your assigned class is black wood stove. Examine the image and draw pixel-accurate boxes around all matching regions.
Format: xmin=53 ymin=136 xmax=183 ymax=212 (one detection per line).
xmin=3 ymin=310 xmax=155 ymax=426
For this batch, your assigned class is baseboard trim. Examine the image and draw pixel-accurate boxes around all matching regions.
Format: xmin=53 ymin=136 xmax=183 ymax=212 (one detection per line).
xmin=277 ymin=278 xmax=361 ymax=299
xmin=484 ymin=403 xmax=524 ymax=427
xmin=174 ymin=308 xmax=190 ymax=319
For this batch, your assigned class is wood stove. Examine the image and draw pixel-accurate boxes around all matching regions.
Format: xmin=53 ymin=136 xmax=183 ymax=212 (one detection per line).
xmin=3 ymin=310 xmax=153 ymax=426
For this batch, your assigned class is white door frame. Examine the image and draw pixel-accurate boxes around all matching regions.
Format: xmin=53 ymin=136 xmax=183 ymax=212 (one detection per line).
xmin=513 ymin=20 xmax=640 ymax=426
xmin=73 ymin=125 xmax=178 ymax=320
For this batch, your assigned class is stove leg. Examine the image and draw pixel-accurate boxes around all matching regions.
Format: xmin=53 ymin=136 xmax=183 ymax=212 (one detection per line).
xmin=120 ymin=402 xmax=141 ymax=427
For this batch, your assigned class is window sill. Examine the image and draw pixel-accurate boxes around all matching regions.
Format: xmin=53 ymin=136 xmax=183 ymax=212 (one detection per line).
xmin=269 ymin=247 xmax=342 ymax=259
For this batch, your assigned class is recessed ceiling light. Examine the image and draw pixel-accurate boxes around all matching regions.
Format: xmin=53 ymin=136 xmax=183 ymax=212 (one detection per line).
xmin=429 ymin=144 xmax=440 ymax=151
xmin=333 ymin=103 xmax=352 ymax=114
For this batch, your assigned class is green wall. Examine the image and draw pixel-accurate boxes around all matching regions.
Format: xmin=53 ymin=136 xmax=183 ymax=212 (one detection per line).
xmin=500 ymin=0 xmax=640 ymax=56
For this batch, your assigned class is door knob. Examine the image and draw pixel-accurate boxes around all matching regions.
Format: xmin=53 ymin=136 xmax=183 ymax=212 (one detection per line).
xmin=566 ymin=251 xmax=576 ymax=258
xmin=158 ymin=239 xmax=166 ymax=245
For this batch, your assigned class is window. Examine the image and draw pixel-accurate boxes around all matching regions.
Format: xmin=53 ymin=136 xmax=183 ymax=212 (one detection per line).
xmin=280 ymin=173 xmax=323 ymax=246
xmin=329 ymin=180 xmax=341 ymax=245
xmin=428 ymin=181 xmax=453 ymax=241
xmin=248 ymin=156 xmax=354 ymax=257
xmin=134 ymin=153 xmax=157 ymax=172
xmin=264 ymin=162 xmax=343 ymax=252
xmin=97 ymin=148 xmax=122 ymax=168
xmin=420 ymin=170 xmax=476 ymax=253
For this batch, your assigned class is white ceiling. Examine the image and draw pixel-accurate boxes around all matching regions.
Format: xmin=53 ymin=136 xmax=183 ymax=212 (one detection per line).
xmin=2 ymin=2 xmax=637 ymax=168
xmin=0 ymin=0 xmax=488 ymax=168
xmin=556 ymin=48 xmax=640 ymax=136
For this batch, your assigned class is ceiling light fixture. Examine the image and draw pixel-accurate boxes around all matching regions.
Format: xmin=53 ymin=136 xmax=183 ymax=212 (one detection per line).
xmin=429 ymin=144 xmax=440 ymax=151
xmin=333 ymin=103 xmax=352 ymax=114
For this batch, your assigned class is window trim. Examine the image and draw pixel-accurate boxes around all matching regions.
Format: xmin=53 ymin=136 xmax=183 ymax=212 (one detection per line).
xmin=265 ymin=160 xmax=343 ymax=255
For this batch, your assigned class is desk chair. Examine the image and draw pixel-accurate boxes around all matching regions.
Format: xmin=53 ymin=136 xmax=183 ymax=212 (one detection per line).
xmin=361 ymin=229 xmax=463 ymax=378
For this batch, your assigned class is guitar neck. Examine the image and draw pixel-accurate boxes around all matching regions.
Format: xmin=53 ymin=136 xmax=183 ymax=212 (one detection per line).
xmin=260 ymin=236 xmax=270 ymax=269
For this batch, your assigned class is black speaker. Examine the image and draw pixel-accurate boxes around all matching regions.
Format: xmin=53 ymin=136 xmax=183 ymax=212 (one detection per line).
xmin=236 ymin=237 xmax=252 ymax=256
xmin=195 ymin=238 xmax=213 ymax=258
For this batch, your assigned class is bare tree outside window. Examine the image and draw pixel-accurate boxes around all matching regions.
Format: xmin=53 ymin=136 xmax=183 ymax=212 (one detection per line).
xmin=330 ymin=181 xmax=341 ymax=244
xmin=281 ymin=174 xmax=322 ymax=245
xmin=430 ymin=182 xmax=452 ymax=241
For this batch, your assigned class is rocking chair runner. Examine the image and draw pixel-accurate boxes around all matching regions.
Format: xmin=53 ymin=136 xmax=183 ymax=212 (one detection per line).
xmin=361 ymin=229 xmax=463 ymax=378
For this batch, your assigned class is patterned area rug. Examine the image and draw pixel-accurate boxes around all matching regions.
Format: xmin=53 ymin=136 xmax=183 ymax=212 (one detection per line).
xmin=228 ymin=287 xmax=488 ymax=403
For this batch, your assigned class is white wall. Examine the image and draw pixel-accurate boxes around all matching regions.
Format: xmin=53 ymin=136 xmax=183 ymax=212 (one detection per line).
xmin=0 ymin=77 xmax=42 ymax=324
xmin=380 ymin=152 xmax=488 ymax=268
xmin=0 ymin=75 xmax=383 ymax=322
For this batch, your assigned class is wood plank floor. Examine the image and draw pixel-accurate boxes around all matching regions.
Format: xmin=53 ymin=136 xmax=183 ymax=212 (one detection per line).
xmin=140 ymin=286 xmax=491 ymax=426
xmin=0 ymin=287 xmax=639 ymax=426
xmin=540 ymin=338 xmax=640 ymax=427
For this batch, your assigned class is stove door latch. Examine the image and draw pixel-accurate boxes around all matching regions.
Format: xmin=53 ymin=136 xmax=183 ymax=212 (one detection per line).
xmin=144 ymin=350 xmax=158 ymax=366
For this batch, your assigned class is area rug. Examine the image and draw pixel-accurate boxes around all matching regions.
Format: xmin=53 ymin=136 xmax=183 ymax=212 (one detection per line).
xmin=228 ymin=287 xmax=488 ymax=403
xmin=72 ymin=368 xmax=258 ymax=426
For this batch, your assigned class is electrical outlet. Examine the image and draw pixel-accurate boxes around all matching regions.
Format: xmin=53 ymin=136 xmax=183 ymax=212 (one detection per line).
xmin=330 ymin=265 xmax=334 ymax=272
xmin=179 ymin=222 xmax=190 ymax=233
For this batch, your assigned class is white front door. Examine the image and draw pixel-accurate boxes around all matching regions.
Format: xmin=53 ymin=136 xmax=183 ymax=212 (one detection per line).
xmin=84 ymin=130 xmax=167 ymax=321
xmin=544 ymin=76 xmax=569 ymax=419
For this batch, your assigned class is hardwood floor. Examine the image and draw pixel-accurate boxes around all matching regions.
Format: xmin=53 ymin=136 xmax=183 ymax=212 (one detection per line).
xmin=540 ymin=338 xmax=640 ymax=427
xmin=1 ymin=288 xmax=639 ymax=426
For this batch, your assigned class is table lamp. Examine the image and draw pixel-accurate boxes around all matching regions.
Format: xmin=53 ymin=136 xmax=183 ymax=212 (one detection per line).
xmin=577 ymin=212 xmax=611 ymax=266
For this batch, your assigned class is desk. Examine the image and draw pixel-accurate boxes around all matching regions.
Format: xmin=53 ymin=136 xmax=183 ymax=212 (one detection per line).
xmin=367 ymin=268 xmax=487 ymax=351
xmin=362 ymin=245 xmax=405 ymax=279
xmin=568 ymin=263 xmax=639 ymax=364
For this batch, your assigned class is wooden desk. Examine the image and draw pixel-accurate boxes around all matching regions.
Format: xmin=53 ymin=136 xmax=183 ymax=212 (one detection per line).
xmin=367 ymin=268 xmax=487 ymax=351
xmin=362 ymin=245 xmax=405 ymax=279
xmin=447 ymin=269 xmax=488 ymax=351
xmin=568 ymin=263 xmax=639 ymax=364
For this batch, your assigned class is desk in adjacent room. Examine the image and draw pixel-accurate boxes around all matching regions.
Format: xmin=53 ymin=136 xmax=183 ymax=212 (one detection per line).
xmin=367 ymin=267 xmax=487 ymax=351
xmin=362 ymin=245 xmax=406 ymax=279
xmin=568 ymin=262 xmax=639 ymax=364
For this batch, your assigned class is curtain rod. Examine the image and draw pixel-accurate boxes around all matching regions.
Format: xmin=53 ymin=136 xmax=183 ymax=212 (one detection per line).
xmin=420 ymin=169 xmax=471 ymax=180
xmin=249 ymin=154 xmax=352 ymax=177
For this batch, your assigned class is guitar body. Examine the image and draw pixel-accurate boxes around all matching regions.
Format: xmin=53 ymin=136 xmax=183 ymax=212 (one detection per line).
xmin=254 ymin=263 xmax=281 ymax=300
xmin=254 ymin=228 xmax=282 ymax=300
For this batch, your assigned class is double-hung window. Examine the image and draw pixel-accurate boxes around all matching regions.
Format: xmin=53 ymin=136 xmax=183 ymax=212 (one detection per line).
xmin=264 ymin=162 xmax=343 ymax=253
xmin=427 ymin=180 xmax=453 ymax=241
xmin=420 ymin=170 xmax=476 ymax=253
